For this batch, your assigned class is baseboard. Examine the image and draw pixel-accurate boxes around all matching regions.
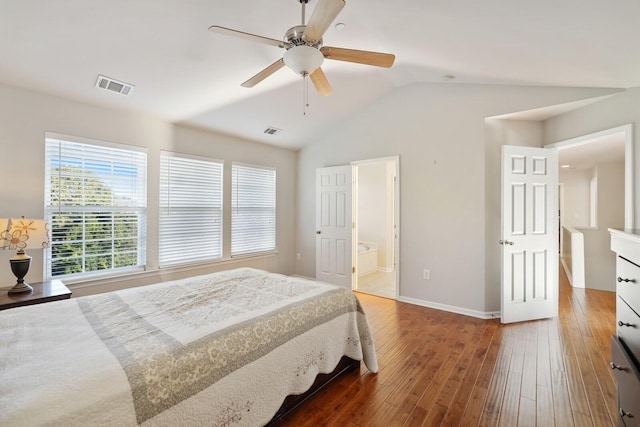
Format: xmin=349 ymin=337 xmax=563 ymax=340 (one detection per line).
xmin=397 ymin=296 xmax=501 ymax=320
xmin=377 ymin=267 xmax=394 ymax=273
xmin=291 ymin=274 xmax=501 ymax=320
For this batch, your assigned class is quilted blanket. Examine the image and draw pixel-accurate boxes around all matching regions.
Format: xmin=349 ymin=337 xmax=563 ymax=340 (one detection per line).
xmin=0 ymin=268 xmax=377 ymax=426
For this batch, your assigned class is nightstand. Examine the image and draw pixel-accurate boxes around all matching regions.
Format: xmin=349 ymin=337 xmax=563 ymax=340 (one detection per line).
xmin=0 ymin=280 xmax=71 ymax=310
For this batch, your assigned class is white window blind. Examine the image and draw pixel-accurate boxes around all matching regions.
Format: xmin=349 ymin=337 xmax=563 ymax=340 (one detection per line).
xmin=231 ymin=163 xmax=276 ymax=256
xmin=159 ymin=152 xmax=223 ymax=266
xmin=44 ymin=137 xmax=147 ymax=279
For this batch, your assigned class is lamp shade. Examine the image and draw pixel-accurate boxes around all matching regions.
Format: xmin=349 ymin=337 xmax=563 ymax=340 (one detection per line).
xmin=283 ymin=45 xmax=324 ymax=76
xmin=0 ymin=218 xmax=9 ymax=249
xmin=1 ymin=218 xmax=50 ymax=251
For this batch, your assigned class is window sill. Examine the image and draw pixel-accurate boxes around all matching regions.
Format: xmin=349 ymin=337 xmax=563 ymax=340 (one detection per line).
xmin=64 ymin=252 xmax=278 ymax=290
xmin=230 ymin=250 xmax=279 ymax=259
xmin=160 ymin=251 xmax=278 ymax=270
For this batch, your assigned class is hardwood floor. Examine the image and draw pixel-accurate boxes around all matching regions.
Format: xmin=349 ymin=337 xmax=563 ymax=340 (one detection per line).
xmin=276 ymin=267 xmax=617 ymax=426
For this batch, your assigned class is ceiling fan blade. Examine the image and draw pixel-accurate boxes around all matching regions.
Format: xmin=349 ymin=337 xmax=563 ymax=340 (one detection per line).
xmin=309 ymin=67 xmax=332 ymax=97
xmin=208 ymin=25 xmax=284 ymax=48
xmin=303 ymin=0 xmax=345 ymax=43
xmin=241 ymin=58 xmax=286 ymax=88
xmin=321 ymin=46 xmax=395 ymax=68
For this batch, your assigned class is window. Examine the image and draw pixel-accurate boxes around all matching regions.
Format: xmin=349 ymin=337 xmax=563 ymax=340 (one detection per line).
xmin=44 ymin=136 xmax=147 ymax=279
xmin=159 ymin=152 xmax=223 ymax=266
xmin=231 ymin=163 xmax=276 ymax=256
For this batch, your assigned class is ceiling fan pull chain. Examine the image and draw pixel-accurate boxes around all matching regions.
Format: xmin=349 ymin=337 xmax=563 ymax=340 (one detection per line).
xmin=302 ymin=73 xmax=309 ymax=115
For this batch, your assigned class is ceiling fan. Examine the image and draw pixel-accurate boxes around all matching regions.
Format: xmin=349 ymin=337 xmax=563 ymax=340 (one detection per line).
xmin=209 ymin=0 xmax=395 ymax=97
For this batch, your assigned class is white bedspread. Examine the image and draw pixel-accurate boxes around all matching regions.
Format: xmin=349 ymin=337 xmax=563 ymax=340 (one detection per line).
xmin=0 ymin=268 xmax=377 ymax=426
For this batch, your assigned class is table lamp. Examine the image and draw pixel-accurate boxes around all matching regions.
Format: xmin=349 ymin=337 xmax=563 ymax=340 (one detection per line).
xmin=1 ymin=217 xmax=50 ymax=294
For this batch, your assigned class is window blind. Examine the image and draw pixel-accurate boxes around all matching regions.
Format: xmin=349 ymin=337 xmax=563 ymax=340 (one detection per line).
xmin=159 ymin=152 xmax=223 ymax=266
xmin=231 ymin=163 xmax=276 ymax=256
xmin=44 ymin=137 xmax=147 ymax=279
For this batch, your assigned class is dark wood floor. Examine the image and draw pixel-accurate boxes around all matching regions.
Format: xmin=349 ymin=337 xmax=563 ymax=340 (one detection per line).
xmin=276 ymin=267 xmax=617 ymax=426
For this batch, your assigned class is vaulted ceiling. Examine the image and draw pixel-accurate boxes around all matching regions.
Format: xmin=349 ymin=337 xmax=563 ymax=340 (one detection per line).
xmin=2 ymin=0 xmax=638 ymax=149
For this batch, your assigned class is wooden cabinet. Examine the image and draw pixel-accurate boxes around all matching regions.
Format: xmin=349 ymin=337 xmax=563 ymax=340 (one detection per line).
xmin=611 ymin=336 xmax=640 ymax=425
xmin=610 ymin=229 xmax=640 ymax=426
xmin=0 ymin=280 xmax=71 ymax=310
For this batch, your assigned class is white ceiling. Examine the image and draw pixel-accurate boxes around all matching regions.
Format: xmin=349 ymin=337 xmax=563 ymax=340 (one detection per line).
xmin=2 ymin=0 xmax=639 ymax=150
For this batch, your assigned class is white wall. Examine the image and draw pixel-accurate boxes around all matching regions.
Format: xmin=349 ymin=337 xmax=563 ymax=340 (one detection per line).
xmin=296 ymin=82 xmax=620 ymax=316
xmin=560 ymin=168 xmax=592 ymax=227
xmin=0 ymin=83 xmax=297 ymax=296
xmin=596 ymin=162 xmax=625 ymax=231
xmin=1 ymin=78 xmax=627 ymax=313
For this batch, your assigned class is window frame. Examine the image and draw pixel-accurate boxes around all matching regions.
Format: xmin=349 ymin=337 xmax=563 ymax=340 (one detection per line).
xmin=44 ymin=134 xmax=148 ymax=281
xmin=231 ymin=162 xmax=277 ymax=257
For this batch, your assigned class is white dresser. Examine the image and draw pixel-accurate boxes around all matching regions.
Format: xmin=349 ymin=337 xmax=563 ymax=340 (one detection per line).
xmin=610 ymin=228 xmax=640 ymax=426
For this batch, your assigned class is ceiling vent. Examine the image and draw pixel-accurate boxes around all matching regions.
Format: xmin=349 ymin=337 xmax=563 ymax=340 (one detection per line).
xmin=263 ymin=126 xmax=282 ymax=136
xmin=95 ymin=75 xmax=135 ymax=96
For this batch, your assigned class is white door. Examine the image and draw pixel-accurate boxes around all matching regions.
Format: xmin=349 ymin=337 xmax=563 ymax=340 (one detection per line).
xmin=316 ymin=166 xmax=353 ymax=289
xmin=501 ymin=145 xmax=558 ymax=323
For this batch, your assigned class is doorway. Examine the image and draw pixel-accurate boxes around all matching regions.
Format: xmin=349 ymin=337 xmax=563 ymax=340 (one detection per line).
xmin=546 ymin=124 xmax=633 ymax=291
xmin=547 ymin=124 xmax=633 ymax=231
xmin=352 ymin=157 xmax=399 ymax=299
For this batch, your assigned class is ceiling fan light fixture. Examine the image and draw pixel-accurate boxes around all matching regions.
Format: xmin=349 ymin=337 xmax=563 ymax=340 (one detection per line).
xmin=283 ymin=45 xmax=324 ymax=76
xmin=209 ymin=0 xmax=394 ymax=96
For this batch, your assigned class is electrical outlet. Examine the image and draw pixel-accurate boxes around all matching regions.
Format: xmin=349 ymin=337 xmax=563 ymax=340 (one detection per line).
xmin=423 ymin=269 xmax=430 ymax=280
xmin=296 ymin=253 xmax=301 ymax=260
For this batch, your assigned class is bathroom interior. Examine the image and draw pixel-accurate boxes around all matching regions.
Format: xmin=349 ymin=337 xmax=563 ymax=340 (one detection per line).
xmin=355 ymin=159 xmax=396 ymax=299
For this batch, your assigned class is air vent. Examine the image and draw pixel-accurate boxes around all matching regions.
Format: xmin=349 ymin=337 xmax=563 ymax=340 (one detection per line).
xmin=264 ymin=126 xmax=282 ymax=136
xmin=95 ymin=75 xmax=135 ymax=96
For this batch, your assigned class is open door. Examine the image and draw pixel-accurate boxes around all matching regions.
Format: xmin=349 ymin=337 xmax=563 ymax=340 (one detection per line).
xmin=501 ymin=145 xmax=558 ymax=323
xmin=316 ymin=165 xmax=354 ymax=289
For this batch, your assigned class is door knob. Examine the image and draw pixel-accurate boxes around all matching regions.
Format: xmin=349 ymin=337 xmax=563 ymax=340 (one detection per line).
xmin=499 ymin=240 xmax=514 ymax=246
xmin=316 ymin=231 xmax=321 ymax=234
xmin=610 ymin=362 xmax=626 ymax=371
xmin=619 ymin=408 xmax=633 ymax=419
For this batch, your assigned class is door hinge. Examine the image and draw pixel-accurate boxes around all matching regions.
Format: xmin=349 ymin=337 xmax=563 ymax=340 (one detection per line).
xmin=352 ymin=267 xmax=356 ymax=274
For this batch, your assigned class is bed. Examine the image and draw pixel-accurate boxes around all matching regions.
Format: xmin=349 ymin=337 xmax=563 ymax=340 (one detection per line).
xmin=0 ymin=267 xmax=378 ymax=426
